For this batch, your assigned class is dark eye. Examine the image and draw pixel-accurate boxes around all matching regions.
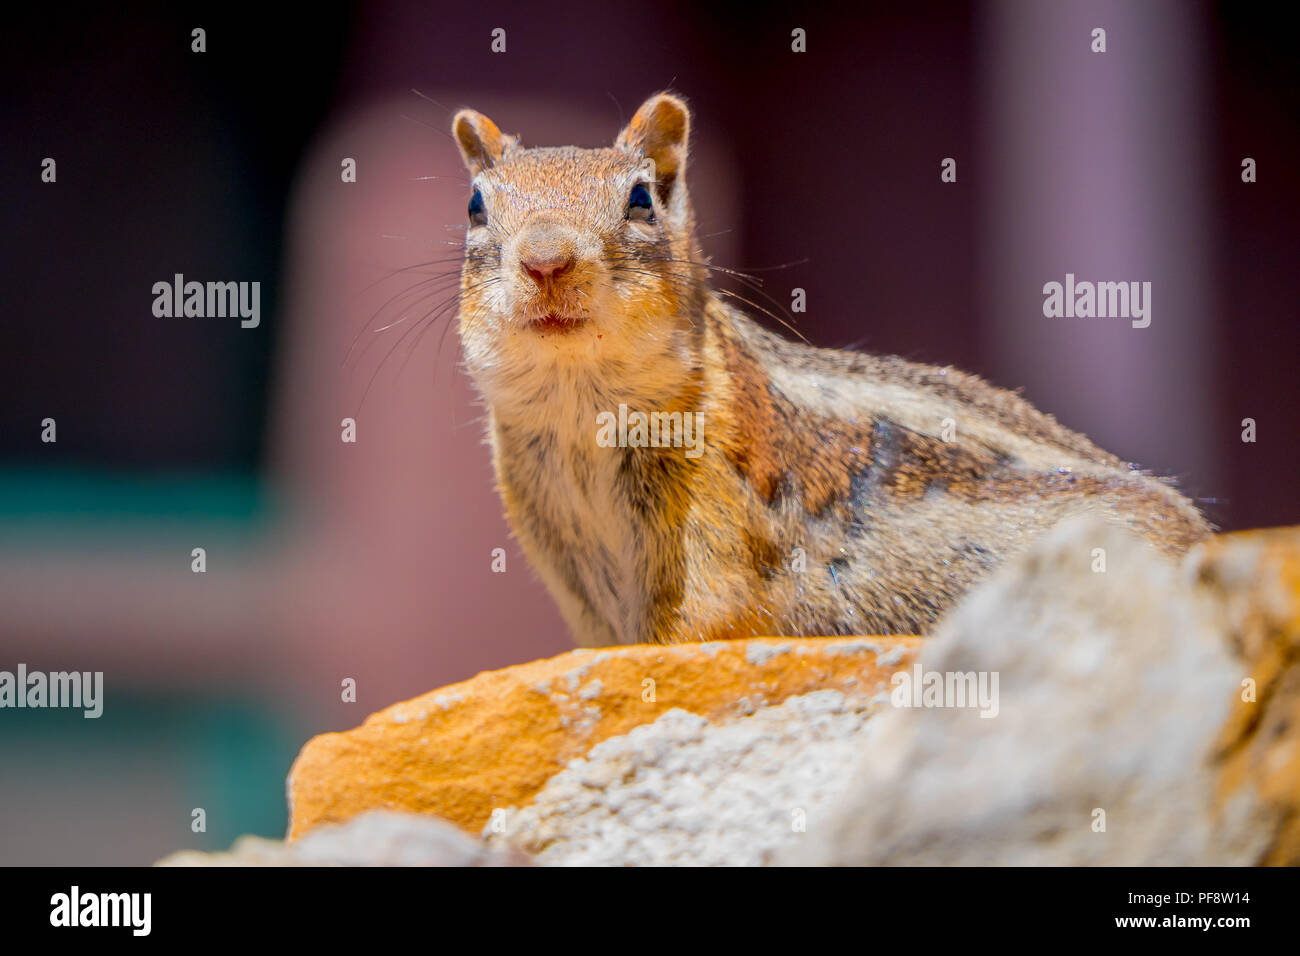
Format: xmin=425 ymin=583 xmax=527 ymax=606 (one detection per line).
xmin=627 ymin=183 xmax=654 ymax=222
xmin=468 ymin=189 xmax=487 ymax=227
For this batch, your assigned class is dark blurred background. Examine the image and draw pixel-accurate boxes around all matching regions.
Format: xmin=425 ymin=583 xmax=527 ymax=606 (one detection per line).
xmin=1 ymin=0 xmax=1296 ymax=863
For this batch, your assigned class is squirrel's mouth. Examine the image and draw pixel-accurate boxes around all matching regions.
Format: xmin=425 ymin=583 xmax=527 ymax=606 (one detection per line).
xmin=530 ymin=312 xmax=586 ymax=334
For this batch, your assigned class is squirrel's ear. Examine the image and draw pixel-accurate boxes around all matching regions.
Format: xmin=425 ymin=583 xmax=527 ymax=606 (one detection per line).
xmin=452 ymin=109 xmax=517 ymax=176
xmin=616 ymin=93 xmax=690 ymax=207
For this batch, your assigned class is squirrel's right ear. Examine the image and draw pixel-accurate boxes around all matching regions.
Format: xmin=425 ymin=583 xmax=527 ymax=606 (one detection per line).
xmin=452 ymin=109 xmax=518 ymax=176
xmin=616 ymin=93 xmax=691 ymax=211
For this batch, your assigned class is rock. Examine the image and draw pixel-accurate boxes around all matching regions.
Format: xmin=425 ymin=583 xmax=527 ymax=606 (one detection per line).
xmin=269 ymin=518 xmax=1300 ymax=867
xmin=483 ymin=690 xmax=882 ymax=866
xmin=786 ymin=515 xmax=1274 ymax=866
xmin=1195 ymin=526 xmax=1300 ymax=864
xmin=157 ymin=810 xmax=529 ymax=866
xmin=288 ymin=636 xmax=919 ymax=838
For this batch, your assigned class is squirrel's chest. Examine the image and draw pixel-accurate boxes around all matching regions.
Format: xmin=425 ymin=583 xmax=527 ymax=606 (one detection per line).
xmin=493 ymin=424 xmax=650 ymax=628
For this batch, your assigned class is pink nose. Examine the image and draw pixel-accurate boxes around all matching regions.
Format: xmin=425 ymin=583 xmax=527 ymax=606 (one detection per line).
xmin=522 ymin=255 xmax=574 ymax=284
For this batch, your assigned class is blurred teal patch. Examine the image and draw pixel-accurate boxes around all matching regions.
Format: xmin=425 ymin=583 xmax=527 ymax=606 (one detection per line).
xmin=0 ymin=692 xmax=305 ymax=865
xmin=0 ymin=468 xmax=277 ymax=545
xmin=0 ymin=468 xmax=270 ymax=521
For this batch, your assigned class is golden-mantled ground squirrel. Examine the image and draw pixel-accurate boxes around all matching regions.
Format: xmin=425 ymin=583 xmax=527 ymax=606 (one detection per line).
xmin=452 ymin=91 xmax=1210 ymax=646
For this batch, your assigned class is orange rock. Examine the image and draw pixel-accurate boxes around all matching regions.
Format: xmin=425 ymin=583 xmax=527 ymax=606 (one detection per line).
xmin=287 ymin=636 xmax=919 ymax=839
xmin=1196 ymin=526 xmax=1300 ymax=864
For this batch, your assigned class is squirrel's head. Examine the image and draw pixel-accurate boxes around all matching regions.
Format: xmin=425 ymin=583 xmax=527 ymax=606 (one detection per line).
xmin=451 ymin=93 xmax=705 ymax=399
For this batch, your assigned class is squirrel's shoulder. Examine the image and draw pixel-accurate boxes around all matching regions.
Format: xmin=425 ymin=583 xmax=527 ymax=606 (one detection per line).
xmin=702 ymin=298 xmax=1124 ymax=471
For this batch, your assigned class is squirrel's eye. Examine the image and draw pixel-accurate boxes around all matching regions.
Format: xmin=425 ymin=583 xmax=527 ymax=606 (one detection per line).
xmin=627 ymin=183 xmax=654 ymax=222
xmin=468 ymin=189 xmax=487 ymax=227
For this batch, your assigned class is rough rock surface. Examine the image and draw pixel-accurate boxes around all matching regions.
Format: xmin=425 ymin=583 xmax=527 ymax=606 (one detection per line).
xmin=785 ymin=516 xmax=1273 ymax=866
xmin=1196 ymin=526 xmax=1300 ymax=864
xmin=157 ymin=810 xmax=528 ymax=866
xmin=246 ymin=518 xmax=1300 ymax=867
xmin=483 ymin=690 xmax=881 ymax=865
xmin=288 ymin=636 xmax=918 ymax=838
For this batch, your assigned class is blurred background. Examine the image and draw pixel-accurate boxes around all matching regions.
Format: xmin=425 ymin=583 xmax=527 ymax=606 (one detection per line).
xmin=1 ymin=0 xmax=1296 ymax=863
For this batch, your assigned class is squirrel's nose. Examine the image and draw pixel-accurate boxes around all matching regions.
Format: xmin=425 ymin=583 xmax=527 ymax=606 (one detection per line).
xmin=522 ymin=255 xmax=574 ymax=285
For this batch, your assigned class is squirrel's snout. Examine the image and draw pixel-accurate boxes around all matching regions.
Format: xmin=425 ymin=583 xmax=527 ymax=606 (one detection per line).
xmin=514 ymin=221 xmax=584 ymax=291
xmin=521 ymin=254 xmax=574 ymax=286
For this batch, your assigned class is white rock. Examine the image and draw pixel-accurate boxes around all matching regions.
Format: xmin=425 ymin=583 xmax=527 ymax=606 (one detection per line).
xmin=485 ymin=690 xmax=878 ymax=866
xmin=786 ymin=515 xmax=1270 ymax=866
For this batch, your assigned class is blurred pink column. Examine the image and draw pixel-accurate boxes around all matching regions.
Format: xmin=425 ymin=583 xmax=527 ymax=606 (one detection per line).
xmin=977 ymin=0 xmax=1217 ymax=498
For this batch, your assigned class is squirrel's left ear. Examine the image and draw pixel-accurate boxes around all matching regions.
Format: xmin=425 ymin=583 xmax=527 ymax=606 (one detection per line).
xmin=452 ymin=108 xmax=518 ymax=176
xmin=616 ymin=93 xmax=690 ymax=211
